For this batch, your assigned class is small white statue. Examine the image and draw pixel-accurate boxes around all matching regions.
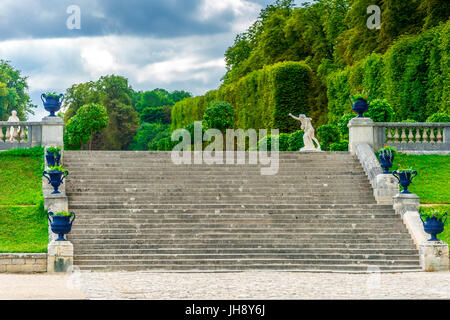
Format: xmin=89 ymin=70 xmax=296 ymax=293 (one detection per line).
xmin=289 ymin=113 xmax=322 ymax=152
xmin=6 ymin=110 xmax=20 ymax=142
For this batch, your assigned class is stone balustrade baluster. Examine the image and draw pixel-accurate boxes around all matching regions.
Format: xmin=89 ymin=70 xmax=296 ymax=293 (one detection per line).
xmin=20 ymin=127 xmax=26 ymax=142
xmin=422 ymin=127 xmax=428 ymax=143
xmin=436 ymin=128 xmax=443 ymax=143
xmin=401 ymin=127 xmax=407 ymax=143
xmin=5 ymin=127 xmax=10 ymax=142
xmin=430 ymin=127 xmax=436 ymax=144
xmin=394 ymin=127 xmax=400 ymax=143
xmin=387 ymin=128 xmax=393 ymax=143
xmin=0 ymin=126 xmax=3 ymax=142
xmin=408 ymin=127 xmax=414 ymax=143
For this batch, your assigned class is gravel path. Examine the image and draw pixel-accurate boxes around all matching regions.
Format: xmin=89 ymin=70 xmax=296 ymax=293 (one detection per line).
xmin=1 ymin=271 xmax=449 ymax=300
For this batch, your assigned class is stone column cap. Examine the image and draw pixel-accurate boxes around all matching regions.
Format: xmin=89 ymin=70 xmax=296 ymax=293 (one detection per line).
xmin=42 ymin=116 xmax=64 ymax=124
xmin=348 ymin=117 xmax=374 ymax=127
xmin=393 ymin=193 xmax=420 ymax=200
xmin=420 ymin=241 xmax=448 ymax=247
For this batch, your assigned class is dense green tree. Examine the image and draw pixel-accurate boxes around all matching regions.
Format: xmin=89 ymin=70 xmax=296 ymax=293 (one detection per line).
xmin=0 ymin=60 xmax=36 ymax=121
xmin=64 ymin=75 xmax=139 ymax=150
xmin=128 ymin=122 xmax=171 ymax=151
xmin=202 ymin=102 xmax=236 ymax=133
xmin=64 ymin=103 xmax=109 ymax=150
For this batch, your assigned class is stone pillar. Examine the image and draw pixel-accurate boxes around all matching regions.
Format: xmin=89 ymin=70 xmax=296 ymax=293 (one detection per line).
xmin=420 ymin=242 xmax=449 ymax=272
xmin=348 ymin=118 xmax=374 ymax=155
xmin=41 ymin=116 xmax=64 ymax=147
xmin=47 ymin=241 xmax=73 ymax=273
xmin=444 ymin=127 xmax=450 ymax=144
xmin=374 ymin=174 xmax=399 ymax=205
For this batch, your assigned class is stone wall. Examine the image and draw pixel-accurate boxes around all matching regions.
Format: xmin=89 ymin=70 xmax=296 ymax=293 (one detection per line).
xmin=0 ymin=253 xmax=47 ymax=273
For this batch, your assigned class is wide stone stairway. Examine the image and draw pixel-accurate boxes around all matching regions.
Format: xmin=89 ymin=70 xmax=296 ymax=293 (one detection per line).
xmin=64 ymin=151 xmax=421 ymax=272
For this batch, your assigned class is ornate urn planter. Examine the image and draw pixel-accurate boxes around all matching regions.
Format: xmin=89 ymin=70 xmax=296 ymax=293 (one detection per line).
xmin=41 ymin=93 xmax=64 ymax=117
xmin=48 ymin=212 xmax=76 ymax=241
xmin=46 ymin=146 xmax=62 ymax=167
xmin=393 ymin=170 xmax=417 ymax=194
xmin=420 ymin=215 xmax=447 ymax=242
xmin=378 ymin=146 xmax=397 ymax=174
xmin=43 ymin=168 xmax=69 ymax=194
xmin=350 ymin=95 xmax=369 ymax=118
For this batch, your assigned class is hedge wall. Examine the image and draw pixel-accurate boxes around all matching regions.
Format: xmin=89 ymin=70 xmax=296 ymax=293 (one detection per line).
xmin=172 ymin=61 xmax=313 ymax=133
xmin=327 ymin=21 xmax=450 ymax=123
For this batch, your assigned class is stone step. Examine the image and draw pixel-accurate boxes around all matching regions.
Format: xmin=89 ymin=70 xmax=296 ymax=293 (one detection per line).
xmin=73 ymin=253 xmax=419 ymax=261
xmin=67 ymin=233 xmax=414 ymax=240
xmin=73 ymin=257 xmax=420 ymax=266
xmin=73 ymin=264 xmax=422 ymax=272
xmin=73 ymin=247 xmax=419 ymax=254
xmin=68 ymin=238 xmax=417 ymax=246
xmin=68 ymin=203 xmax=391 ymax=209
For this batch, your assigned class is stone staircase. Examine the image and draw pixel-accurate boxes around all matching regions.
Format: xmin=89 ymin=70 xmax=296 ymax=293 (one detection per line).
xmin=64 ymin=151 xmax=421 ymax=272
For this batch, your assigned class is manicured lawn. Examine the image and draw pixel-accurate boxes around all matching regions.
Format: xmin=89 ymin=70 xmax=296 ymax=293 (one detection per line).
xmin=0 ymin=156 xmax=43 ymax=205
xmin=392 ymin=154 xmax=450 ymax=204
xmin=0 ymin=147 xmax=47 ymax=253
xmin=0 ymin=205 xmax=48 ymax=253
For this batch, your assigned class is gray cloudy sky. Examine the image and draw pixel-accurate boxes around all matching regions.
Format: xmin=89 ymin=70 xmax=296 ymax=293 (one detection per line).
xmin=0 ymin=0 xmax=307 ymax=120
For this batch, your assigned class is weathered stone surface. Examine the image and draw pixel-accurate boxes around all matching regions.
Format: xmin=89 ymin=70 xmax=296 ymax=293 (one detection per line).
xmin=0 ymin=253 xmax=47 ymax=274
xmin=354 ymin=143 xmax=382 ymax=189
xmin=420 ymin=242 xmax=449 ymax=272
xmin=375 ymin=174 xmax=399 ymax=205
xmin=41 ymin=117 xmax=64 ymax=147
xmin=348 ymin=118 xmax=374 ymax=155
xmin=48 ymin=241 xmax=74 ymax=273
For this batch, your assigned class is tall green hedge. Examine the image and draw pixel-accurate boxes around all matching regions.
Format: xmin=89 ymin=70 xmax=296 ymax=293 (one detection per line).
xmin=327 ymin=21 xmax=450 ymax=123
xmin=172 ymin=61 xmax=312 ymax=133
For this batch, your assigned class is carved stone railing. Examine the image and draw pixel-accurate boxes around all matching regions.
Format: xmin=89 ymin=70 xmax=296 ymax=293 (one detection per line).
xmin=0 ymin=121 xmax=42 ymax=150
xmin=374 ymin=122 xmax=450 ymax=152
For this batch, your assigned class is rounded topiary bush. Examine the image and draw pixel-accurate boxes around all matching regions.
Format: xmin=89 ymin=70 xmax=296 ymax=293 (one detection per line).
xmin=288 ymin=130 xmax=305 ymax=151
xmin=202 ymin=101 xmax=236 ymax=132
xmin=337 ymin=113 xmax=355 ymax=138
xmin=329 ymin=140 xmax=349 ymax=151
xmin=367 ymin=99 xmax=394 ymax=122
xmin=426 ymin=112 xmax=450 ymax=123
xmin=317 ymin=124 xmax=340 ymax=151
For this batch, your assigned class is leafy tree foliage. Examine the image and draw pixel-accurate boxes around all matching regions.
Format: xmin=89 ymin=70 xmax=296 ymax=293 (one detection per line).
xmin=64 ymin=103 xmax=109 ymax=150
xmin=0 ymin=60 xmax=36 ymax=121
xmin=317 ymin=124 xmax=340 ymax=151
xmin=64 ymin=75 xmax=139 ymax=150
xmin=202 ymin=102 xmax=236 ymax=133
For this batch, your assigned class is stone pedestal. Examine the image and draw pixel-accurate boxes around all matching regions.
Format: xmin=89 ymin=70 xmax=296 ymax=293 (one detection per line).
xmin=420 ymin=241 xmax=449 ymax=272
xmin=393 ymin=193 xmax=420 ymax=216
xmin=375 ymin=174 xmax=399 ymax=205
xmin=44 ymin=193 xmax=68 ymax=242
xmin=348 ymin=118 xmax=374 ymax=155
xmin=41 ymin=116 xmax=64 ymax=147
xmin=47 ymin=241 xmax=74 ymax=273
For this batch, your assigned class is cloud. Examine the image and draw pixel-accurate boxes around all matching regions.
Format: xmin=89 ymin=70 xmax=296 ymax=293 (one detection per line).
xmin=0 ymin=0 xmax=276 ymax=120
xmin=0 ymin=0 xmax=271 ymax=40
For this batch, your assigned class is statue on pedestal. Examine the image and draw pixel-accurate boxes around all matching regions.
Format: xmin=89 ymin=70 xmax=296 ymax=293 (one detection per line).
xmin=289 ymin=113 xmax=322 ymax=152
xmin=6 ymin=110 xmax=20 ymax=142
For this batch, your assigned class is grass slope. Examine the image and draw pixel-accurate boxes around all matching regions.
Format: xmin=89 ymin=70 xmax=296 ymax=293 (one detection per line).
xmin=392 ymin=154 xmax=450 ymax=204
xmin=0 ymin=147 xmax=47 ymax=253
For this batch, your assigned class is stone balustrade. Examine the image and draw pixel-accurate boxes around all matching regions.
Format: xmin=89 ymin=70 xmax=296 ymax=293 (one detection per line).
xmin=374 ymin=122 xmax=450 ymax=152
xmin=0 ymin=121 xmax=42 ymax=150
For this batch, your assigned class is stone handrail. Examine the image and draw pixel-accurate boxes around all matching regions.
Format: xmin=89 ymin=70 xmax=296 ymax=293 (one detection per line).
xmin=374 ymin=122 xmax=450 ymax=151
xmin=0 ymin=121 xmax=43 ymax=148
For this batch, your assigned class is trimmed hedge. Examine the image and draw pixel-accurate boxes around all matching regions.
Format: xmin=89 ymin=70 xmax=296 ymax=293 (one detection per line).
xmin=327 ymin=21 xmax=450 ymax=123
xmin=172 ymin=61 xmax=313 ymax=133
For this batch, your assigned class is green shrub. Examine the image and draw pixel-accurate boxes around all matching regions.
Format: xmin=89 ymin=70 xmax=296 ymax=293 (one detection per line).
xmin=172 ymin=61 xmax=313 ymax=132
xmin=367 ymin=99 xmax=394 ymax=122
xmin=257 ymin=134 xmax=289 ymax=151
xmin=426 ymin=112 xmax=450 ymax=123
xmin=202 ymin=101 xmax=236 ymax=132
xmin=329 ymin=141 xmax=349 ymax=152
xmin=288 ymin=131 xmax=305 ymax=151
xmin=317 ymin=124 xmax=340 ymax=151
xmin=0 ymin=146 xmax=44 ymax=158
xmin=337 ymin=114 xmax=354 ymax=138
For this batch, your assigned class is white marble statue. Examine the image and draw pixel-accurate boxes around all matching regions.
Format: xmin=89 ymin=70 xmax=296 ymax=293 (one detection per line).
xmin=289 ymin=113 xmax=322 ymax=152
xmin=6 ymin=110 xmax=20 ymax=142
